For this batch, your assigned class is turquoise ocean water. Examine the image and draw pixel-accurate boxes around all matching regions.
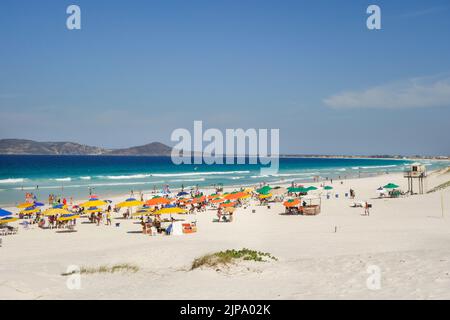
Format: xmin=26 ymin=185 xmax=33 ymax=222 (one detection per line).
xmin=0 ymin=155 xmax=447 ymax=206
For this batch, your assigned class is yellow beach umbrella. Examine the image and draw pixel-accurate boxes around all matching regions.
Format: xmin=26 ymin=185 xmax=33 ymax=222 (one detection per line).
xmin=259 ymin=193 xmax=272 ymax=199
xmin=0 ymin=217 xmax=19 ymax=224
xmin=79 ymin=199 xmax=107 ymax=207
xmin=84 ymin=207 xmax=103 ymax=214
xmin=43 ymin=208 xmax=70 ymax=216
xmin=153 ymin=207 xmax=187 ymax=215
xmin=17 ymin=202 xmax=34 ymax=209
xmin=20 ymin=208 xmax=41 ymax=215
xmin=57 ymin=214 xmax=80 ymax=222
xmin=116 ymin=198 xmax=144 ymax=208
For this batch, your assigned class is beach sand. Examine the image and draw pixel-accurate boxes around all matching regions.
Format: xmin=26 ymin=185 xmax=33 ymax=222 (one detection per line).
xmin=1 ymin=170 xmax=450 ymax=300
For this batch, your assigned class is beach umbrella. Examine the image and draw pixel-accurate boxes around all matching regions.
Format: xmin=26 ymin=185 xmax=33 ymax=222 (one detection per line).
xmin=20 ymin=206 xmax=40 ymax=215
xmin=256 ymin=186 xmax=272 ymax=194
xmin=258 ymin=193 xmax=272 ymax=199
xmin=0 ymin=208 xmax=13 ymax=217
xmin=287 ymin=187 xmax=309 ymax=193
xmin=85 ymin=206 xmax=103 ymax=214
xmin=153 ymin=207 xmax=188 ymax=215
xmin=177 ymin=191 xmax=189 ymax=197
xmin=220 ymin=200 xmax=237 ymax=208
xmin=33 ymin=202 xmax=45 ymax=207
xmin=145 ymin=197 xmax=171 ymax=206
xmin=17 ymin=202 xmax=34 ymax=209
xmin=306 ymin=186 xmax=318 ymax=191
xmin=283 ymin=199 xmax=300 ymax=207
xmin=323 ymin=186 xmax=333 ymax=190
xmin=0 ymin=217 xmax=18 ymax=224
xmin=210 ymin=197 xmax=225 ymax=204
xmin=193 ymin=195 xmax=206 ymax=203
xmin=57 ymin=214 xmax=79 ymax=222
xmin=383 ymin=183 xmax=399 ymax=189
xmin=52 ymin=204 xmax=67 ymax=209
xmin=116 ymin=198 xmax=143 ymax=208
xmin=79 ymin=199 xmax=107 ymax=207
xmin=43 ymin=208 xmax=70 ymax=216
xmin=224 ymin=191 xmax=248 ymax=200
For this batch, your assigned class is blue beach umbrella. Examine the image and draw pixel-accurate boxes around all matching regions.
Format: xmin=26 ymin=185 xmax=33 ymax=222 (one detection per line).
xmin=0 ymin=208 xmax=13 ymax=217
xmin=33 ymin=202 xmax=45 ymax=207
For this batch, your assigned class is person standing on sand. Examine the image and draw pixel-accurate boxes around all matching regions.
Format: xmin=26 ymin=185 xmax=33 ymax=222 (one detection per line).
xmin=364 ymin=202 xmax=370 ymax=216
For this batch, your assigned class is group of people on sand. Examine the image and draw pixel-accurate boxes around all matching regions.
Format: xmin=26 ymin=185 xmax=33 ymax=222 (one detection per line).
xmin=140 ymin=215 xmax=163 ymax=235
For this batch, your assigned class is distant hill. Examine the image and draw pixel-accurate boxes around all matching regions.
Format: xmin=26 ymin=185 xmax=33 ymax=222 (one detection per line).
xmin=0 ymin=139 xmax=173 ymax=156
xmin=106 ymin=142 xmax=172 ymax=156
xmin=0 ymin=139 xmax=107 ymax=155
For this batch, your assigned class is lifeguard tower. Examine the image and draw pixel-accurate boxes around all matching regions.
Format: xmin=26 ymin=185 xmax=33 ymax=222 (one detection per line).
xmin=404 ymin=162 xmax=426 ymax=194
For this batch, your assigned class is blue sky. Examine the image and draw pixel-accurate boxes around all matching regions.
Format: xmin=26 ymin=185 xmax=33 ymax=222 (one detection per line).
xmin=0 ymin=0 xmax=449 ymax=155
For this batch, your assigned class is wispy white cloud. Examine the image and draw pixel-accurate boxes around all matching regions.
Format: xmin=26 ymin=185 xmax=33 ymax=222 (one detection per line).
xmin=323 ymin=75 xmax=450 ymax=109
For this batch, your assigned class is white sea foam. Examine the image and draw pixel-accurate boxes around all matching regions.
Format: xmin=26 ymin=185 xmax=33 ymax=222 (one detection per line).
xmin=80 ymin=176 xmax=91 ymax=180
xmin=360 ymin=165 xmax=397 ymax=169
xmin=0 ymin=178 xmax=26 ymax=184
xmin=169 ymin=178 xmax=206 ymax=182
xmin=102 ymin=174 xmax=152 ymax=180
xmin=53 ymin=177 xmax=72 ymax=182
xmin=102 ymin=171 xmax=250 ymax=180
xmin=152 ymin=171 xmax=250 ymax=177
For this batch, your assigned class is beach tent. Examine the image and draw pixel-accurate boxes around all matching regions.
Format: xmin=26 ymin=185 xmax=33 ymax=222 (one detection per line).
xmin=0 ymin=217 xmax=18 ymax=224
xmin=383 ymin=183 xmax=399 ymax=189
xmin=0 ymin=208 xmax=13 ymax=217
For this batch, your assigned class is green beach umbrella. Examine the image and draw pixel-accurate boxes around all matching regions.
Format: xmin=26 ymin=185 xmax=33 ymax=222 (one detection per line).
xmin=323 ymin=186 xmax=333 ymax=190
xmin=306 ymin=186 xmax=318 ymax=191
xmin=256 ymin=186 xmax=272 ymax=194
xmin=383 ymin=183 xmax=399 ymax=189
xmin=287 ymin=187 xmax=309 ymax=193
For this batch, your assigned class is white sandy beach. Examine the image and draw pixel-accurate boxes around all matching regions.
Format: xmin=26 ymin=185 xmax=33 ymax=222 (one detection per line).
xmin=1 ymin=169 xmax=449 ymax=300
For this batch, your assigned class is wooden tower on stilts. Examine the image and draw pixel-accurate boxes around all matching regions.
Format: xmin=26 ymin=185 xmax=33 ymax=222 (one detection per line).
xmin=404 ymin=163 xmax=427 ymax=194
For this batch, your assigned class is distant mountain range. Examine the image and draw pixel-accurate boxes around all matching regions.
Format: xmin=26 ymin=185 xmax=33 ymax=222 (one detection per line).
xmin=0 ymin=139 xmax=448 ymax=160
xmin=0 ymin=139 xmax=173 ymax=156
